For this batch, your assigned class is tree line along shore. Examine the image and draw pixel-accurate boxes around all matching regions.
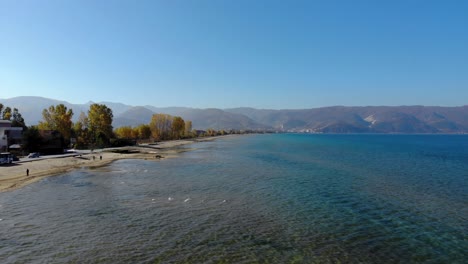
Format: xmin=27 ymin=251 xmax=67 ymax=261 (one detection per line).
xmin=0 ymin=102 xmax=256 ymax=156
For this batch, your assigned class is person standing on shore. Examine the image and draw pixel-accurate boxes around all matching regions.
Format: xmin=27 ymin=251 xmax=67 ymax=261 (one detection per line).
xmin=26 ymin=169 xmax=29 ymax=176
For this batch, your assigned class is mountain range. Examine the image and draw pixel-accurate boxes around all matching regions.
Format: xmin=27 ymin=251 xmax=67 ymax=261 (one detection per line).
xmin=1 ymin=96 xmax=467 ymax=133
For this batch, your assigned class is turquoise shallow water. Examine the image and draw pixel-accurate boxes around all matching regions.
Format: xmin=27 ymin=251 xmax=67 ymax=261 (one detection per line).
xmin=0 ymin=134 xmax=467 ymax=263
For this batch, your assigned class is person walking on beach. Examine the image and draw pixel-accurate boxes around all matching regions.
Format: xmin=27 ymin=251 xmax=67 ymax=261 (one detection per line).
xmin=26 ymin=169 xmax=29 ymax=176
xmin=100 ymin=155 xmax=102 ymax=160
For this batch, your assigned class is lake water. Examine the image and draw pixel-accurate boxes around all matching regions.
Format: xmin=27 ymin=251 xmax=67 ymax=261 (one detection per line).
xmin=0 ymin=134 xmax=467 ymax=263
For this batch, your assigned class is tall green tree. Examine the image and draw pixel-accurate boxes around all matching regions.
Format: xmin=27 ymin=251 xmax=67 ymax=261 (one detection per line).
xmin=88 ymin=104 xmax=113 ymax=147
xmin=2 ymin=106 xmax=12 ymax=120
xmin=0 ymin=105 xmax=25 ymax=128
xmin=11 ymin=108 xmax=26 ymax=128
xmin=38 ymin=104 xmax=74 ymax=142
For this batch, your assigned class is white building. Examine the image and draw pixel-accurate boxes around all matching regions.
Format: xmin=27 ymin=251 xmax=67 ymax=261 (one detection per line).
xmin=0 ymin=120 xmax=23 ymax=152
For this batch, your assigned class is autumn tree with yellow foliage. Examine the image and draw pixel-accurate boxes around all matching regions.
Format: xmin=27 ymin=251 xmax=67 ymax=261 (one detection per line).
xmin=88 ymin=104 xmax=113 ymax=147
xmin=134 ymin=124 xmax=151 ymax=139
xmin=171 ymin=116 xmax=185 ymax=139
xmin=38 ymin=104 xmax=74 ymax=143
xmin=114 ymin=126 xmax=133 ymax=139
xmin=149 ymin=114 xmax=173 ymax=141
xmin=73 ymin=112 xmax=90 ymax=148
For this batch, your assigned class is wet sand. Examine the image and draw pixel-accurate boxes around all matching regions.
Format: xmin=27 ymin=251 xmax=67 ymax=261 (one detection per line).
xmin=0 ymin=137 xmax=221 ymax=192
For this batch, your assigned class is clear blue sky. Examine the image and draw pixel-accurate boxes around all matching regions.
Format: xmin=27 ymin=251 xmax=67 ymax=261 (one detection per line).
xmin=1 ymin=0 xmax=467 ymax=109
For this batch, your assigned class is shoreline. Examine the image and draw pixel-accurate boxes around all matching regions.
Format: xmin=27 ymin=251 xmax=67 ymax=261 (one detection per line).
xmin=0 ymin=136 xmax=225 ymax=193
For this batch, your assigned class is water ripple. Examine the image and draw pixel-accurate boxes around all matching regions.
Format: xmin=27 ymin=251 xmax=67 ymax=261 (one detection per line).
xmin=0 ymin=135 xmax=467 ymax=263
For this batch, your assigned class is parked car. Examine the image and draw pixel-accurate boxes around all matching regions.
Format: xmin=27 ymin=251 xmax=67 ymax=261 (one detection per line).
xmin=28 ymin=152 xmax=40 ymax=158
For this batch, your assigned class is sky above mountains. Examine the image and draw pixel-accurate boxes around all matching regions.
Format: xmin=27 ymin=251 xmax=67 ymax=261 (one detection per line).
xmin=1 ymin=0 xmax=467 ymax=109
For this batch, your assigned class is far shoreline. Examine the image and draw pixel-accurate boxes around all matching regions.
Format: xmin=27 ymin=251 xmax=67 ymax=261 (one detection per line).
xmin=0 ymin=135 xmax=233 ymax=193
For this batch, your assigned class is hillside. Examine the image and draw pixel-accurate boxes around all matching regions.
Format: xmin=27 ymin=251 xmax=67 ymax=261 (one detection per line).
xmin=1 ymin=96 xmax=467 ymax=133
xmin=226 ymin=106 xmax=468 ymax=133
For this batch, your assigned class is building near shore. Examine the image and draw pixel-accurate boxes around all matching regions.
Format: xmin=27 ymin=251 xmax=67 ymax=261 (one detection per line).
xmin=0 ymin=120 xmax=23 ymax=152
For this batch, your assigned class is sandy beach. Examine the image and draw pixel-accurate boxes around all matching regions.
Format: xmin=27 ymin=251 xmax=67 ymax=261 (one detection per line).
xmin=0 ymin=137 xmax=221 ymax=192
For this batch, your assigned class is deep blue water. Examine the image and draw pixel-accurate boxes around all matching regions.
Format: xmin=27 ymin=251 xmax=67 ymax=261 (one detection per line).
xmin=0 ymin=134 xmax=467 ymax=263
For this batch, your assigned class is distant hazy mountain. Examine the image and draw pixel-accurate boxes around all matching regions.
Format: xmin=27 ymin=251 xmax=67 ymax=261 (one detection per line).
xmin=113 ymin=106 xmax=155 ymax=128
xmin=141 ymin=106 xmax=267 ymax=130
xmin=97 ymin=101 xmax=133 ymax=116
xmin=1 ymin=96 xmax=467 ymax=133
xmin=0 ymin=96 xmax=267 ymax=130
xmin=0 ymin=96 xmax=89 ymax=125
xmin=226 ymin=106 xmax=468 ymax=133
